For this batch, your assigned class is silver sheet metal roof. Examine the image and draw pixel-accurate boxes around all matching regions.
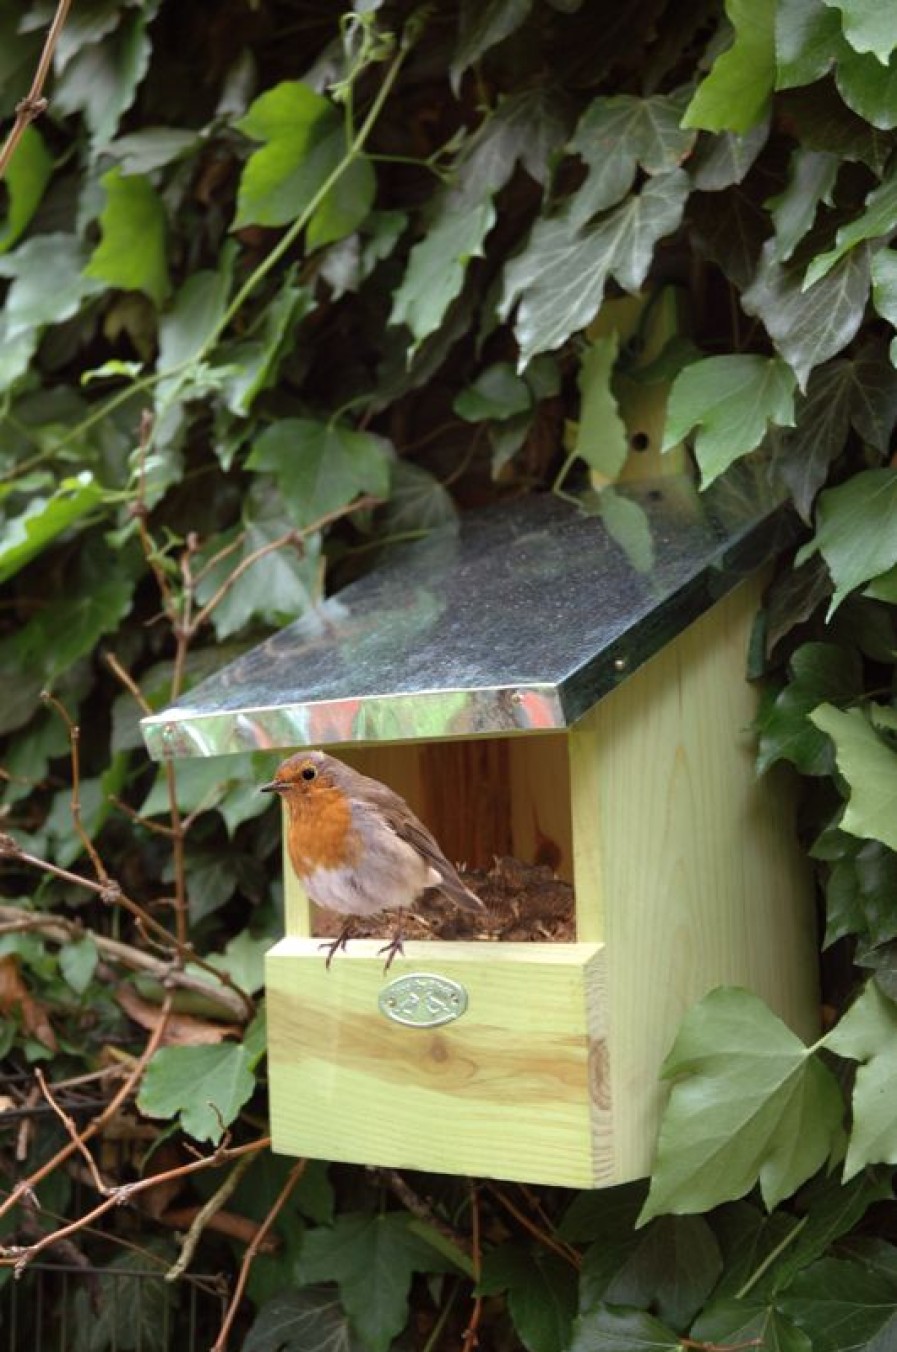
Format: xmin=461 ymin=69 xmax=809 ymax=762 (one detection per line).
xmin=141 ymin=469 xmax=790 ymax=760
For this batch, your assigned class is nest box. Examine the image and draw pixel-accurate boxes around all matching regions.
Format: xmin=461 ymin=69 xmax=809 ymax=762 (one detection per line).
xmin=142 ymin=470 xmax=818 ymax=1189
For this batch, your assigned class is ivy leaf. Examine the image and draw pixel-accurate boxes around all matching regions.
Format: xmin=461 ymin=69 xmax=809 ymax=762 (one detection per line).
xmin=574 ymin=334 xmax=629 ymax=484
xmin=771 ymin=1167 xmax=895 ymax=1288
xmin=0 ymin=234 xmax=101 ymax=339
xmin=104 ymin=126 xmax=203 ymax=175
xmin=453 ymin=362 xmax=532 ymax=422
xmin=247 ymin=418 xmax=391 ymax=525
xmin=243 ymin=1288 xmax=369 ymax=1352
xmin=810 ymin=704 xmax=897 ymax=852
xmin=691 ymin=1301 xmax=812 ymax=1352
xmin=836 ymin=45 xmax=897 ymax=129
xmin=757 ymin=642 xmax=863 ymax=775
xmin=296 ymin=1212 xmax=460 ymax=1352
xmin=775 ymin=0 xmax=842 ymax=89
xmin=0 ymin=126 xmax=52 ymax=253
xmin=456 ymin=88 xmax=571 ymax=198
xmin=502 ymin=170 xmax=688 ymax=364
xmin=595 ymin=1216 xmax=722 ymax=1329
xmin=797 ymin=469 xmax=897 ymax=612
xmin=772 ymin=358 xmax=885 ymax=522
xmin=821 ymin=0 xmax=897 ymax=61
xmin=0 ymin=473 xmax=106 ymax=584
xmin=157 ymin=260 xmax=233 ymax=375
xmin=741 ymin=241 xmax=871 ymax=389
xmin=390 ymin=199 xmax=496 ymax=349
xmin=72 ymin=1248 xmax=173 ymax=1352
xmin=567 ymin=93 xmax=695 ymax=225
xmin=805 ymin=160 xmax=897 ymax=286
xmin=776 ymin=84 xmax=891 ymax=168
xmin=235 ymin=81 xmax=374 ymax=248
xmin=684 ymin=0 xmax=777 ymax=132
xmin=766 ymin=148 xmax=839 ymax=263
xmin=567 ymin=1306 xmax=680 ymax=1352
xmin=871 ymin=248 xmax=897 ymax=361
xmin=138 ymin=1042 xmax=258 ymax=1142
xmin=201 ymin=930 xmax=273 ymax=997
xmin=825 ymin=985 xmax=897 ymax=1177
xmin=598 ymin=490 xmax=654 ymax=574
xmin=780 ymin=1255 xmax=897 ymax=1349
xmin=219 ymin=282 xmax=314 ymax=416
xmin=662 ymin=354 xmax=796 ymax=486
xmin=85 ymin=168 xmax=170 ymax=306
xmin=689 ymin=120 xmax=770 ymax=191
xmin=479 ymin=1244 xmax=577 ymax=1352
xmin=639 ymin=987 xmax=842 ymax=1223
xmin=59 ymin=937 xmax=99 ymax=997
xmin=53 ymin=7 xmax=155 ymax=146
xmin=450 ymin=0 xmax=534 ymax=93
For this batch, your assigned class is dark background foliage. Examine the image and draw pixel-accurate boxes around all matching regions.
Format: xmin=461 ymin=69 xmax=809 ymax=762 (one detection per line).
xmin=3 ymin=1 xmax=897 ymax=1348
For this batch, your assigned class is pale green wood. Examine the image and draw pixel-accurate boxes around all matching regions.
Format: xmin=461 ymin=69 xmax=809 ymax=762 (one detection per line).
xmin=569 ymin=572 xmax=819 ymax=1181
xmin=266 ymin=938 xmax=611 ymax=1187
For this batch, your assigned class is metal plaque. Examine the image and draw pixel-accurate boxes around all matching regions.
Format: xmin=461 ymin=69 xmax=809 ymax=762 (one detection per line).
xmin=378 ymin=973 xmax=469 ymax=1028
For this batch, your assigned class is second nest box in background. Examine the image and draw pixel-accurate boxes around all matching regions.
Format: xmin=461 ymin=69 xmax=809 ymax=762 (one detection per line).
xmin=142 ymin=468 xmax=818 ymax=1188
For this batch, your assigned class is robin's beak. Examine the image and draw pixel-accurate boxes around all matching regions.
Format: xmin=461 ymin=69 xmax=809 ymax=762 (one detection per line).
xmin=260 ymin=780 xmax=285 ymax=795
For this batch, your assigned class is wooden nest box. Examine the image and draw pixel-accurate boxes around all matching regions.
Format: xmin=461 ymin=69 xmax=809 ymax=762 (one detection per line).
xmin=142 ymin=470 xmax=817 ymax=1188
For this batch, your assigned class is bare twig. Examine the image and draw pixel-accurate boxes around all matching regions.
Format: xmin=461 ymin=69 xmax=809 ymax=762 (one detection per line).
xmin=0 ymin=992 xmax=176 ymax=1227
xmin=375 ymin=1167 xmax=473 ymax=1259
xmin=104 ymin=651 xmax=153 ymax=716
xmin=461 ymin=1183 xmax=482 ymax=1352
xmin=41 ymin=692 xmax=110 ymax=885
xmin=165 ymin=1151 xmax=255 ymax=1282
xmin=485 ymin=1184 xmax=581 ymax=1270
xmin=0 ymin=902 xmax=248 ymax=1022
xmin=192 ymin=494 xmax=381 ymax=632
xmin=3 ymin=1135 xmax=271 ymax=1273
xmin=210 ymin=1157 xmax=307 ymax=1352
xmin=34 ymin=1069 xmax=110 ymax=1197
xmin=0 ymin=0 xmax=72 ymax=180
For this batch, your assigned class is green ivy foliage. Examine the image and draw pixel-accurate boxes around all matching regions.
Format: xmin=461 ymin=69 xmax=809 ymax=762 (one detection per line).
xmin=4 ymin=0 xmax=897 ymax=1347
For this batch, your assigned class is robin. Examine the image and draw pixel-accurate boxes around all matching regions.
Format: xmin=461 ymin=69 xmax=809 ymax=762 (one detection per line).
xmin=260 ymin=750 xmax=484 ymax=969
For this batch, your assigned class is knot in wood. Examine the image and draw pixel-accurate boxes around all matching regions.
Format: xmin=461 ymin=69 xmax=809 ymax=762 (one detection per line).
xmin=15 ymin=95 xmax=48 ymax=120
xmin=0 ymin=832 xmax=21 ymax=857
xmin=99 ymin=882 xmax=122 ymax=906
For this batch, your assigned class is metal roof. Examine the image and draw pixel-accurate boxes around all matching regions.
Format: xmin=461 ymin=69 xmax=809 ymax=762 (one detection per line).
xmin=141 ymin=468 xmax=790 ymax=760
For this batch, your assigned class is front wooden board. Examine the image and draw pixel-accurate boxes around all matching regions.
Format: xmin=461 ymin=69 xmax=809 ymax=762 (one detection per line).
xmin=266 ymin=938 xmax=611 ymax=1188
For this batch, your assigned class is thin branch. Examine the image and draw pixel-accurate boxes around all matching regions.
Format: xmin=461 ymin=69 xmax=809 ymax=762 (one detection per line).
xmin=210 ymin=1157 xmax=307 ymax=1352
xmin=41 ymin=692 xmax=109 ymax=885
xmin=104 ymin=651 xmax=153 ymax=716
xmin=192 ymin=494 xmax=381 ymax=632
xmin=0 ymin=0 xmax=72 ymax=180
xmin=0 ymin=992 xmax=176 ymax=1226
xmin=461 ymin=1183 xmax=482 ymax=1352
xmin=34 ymin=1069 xmax=110 ymax=1197
xmin=165 ymin=1151 xmax=255 ymax=1282
xmin=376 ymin=1167 xmax=473 ymax=1260
xmin=3 ymin=1136 xmax=271 ymax=1272
xmin=0 ymin=902 xmax=248 ymax=1022
xmin=485 ymin=1184 xmax=582 ymax=1270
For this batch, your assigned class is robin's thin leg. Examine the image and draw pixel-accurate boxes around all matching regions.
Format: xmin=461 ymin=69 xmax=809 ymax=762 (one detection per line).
xmin=377 ymin=914 xmax=405 ymax=972
xmin=319 ymin=920 xmax=353 ymax=969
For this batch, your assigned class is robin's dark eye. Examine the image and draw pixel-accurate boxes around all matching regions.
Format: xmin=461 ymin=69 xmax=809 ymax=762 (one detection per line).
xmin=301 ymin=766 xmax=317 ymax=781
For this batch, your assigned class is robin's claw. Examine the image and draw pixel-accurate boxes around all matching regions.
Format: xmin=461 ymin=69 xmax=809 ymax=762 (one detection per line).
xmin=319 ymin=922 xmax=353 ymax=969
xmin=377 ymin=933 xmax=405 ymax=973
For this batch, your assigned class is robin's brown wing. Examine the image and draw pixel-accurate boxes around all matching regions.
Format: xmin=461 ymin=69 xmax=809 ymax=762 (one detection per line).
xmin=325 ymin=758 xmax=484 ymax=911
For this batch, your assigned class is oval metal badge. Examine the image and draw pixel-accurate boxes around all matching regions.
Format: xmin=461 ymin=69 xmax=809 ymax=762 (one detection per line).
xmin=378 ymin=973 xmax=468 ymax=1028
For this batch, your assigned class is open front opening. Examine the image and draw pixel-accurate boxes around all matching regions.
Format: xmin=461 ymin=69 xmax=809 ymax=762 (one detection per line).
xmin=281 ymin=734 xmax=580 ymax=946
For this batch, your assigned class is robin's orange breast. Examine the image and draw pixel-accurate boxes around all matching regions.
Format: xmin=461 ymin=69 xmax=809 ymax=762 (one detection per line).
xmin=285 ymin=784 xmax=363 ymax=877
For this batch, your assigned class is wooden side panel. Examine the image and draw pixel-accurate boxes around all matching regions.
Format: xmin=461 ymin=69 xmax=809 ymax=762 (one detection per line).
xmin=569 ymin=572 xmax=818 ymax=1181
xmin=266 ymin=938 xmax=610 ymax=1187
